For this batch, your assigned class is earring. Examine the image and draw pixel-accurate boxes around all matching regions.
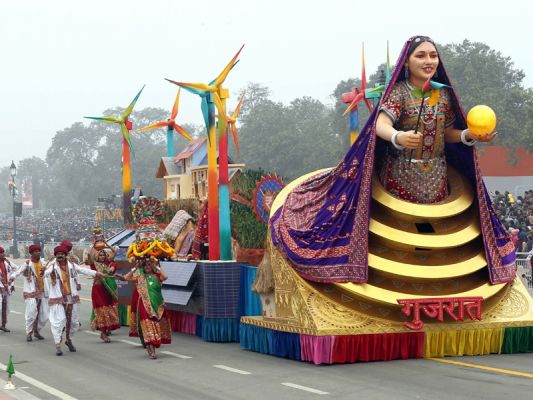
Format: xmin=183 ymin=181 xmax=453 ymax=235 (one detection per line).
xmin=404 ymin=66 xmax=409 ymax=80
xmin=434 ymin=70 xmax=439 ymax=79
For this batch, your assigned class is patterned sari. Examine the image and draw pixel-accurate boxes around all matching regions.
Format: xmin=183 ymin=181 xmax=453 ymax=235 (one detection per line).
xmin=90 ymin=261 xmax=120 ymax=332
xmin=136 ymin=272 xmax=171 ymax=348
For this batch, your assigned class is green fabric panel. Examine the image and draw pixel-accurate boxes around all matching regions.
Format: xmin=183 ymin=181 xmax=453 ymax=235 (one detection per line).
xmin=146 ymin=274 xmax=164 ymax=313
xmin=118 ymin=304 xmax=129 ymax=326
xmin=501 ymin=326 xmax=533 ymax=353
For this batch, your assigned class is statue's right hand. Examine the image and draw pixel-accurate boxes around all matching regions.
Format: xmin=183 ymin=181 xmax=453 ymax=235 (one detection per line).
xmin=398 ymin=130 xmax=423 ymax=149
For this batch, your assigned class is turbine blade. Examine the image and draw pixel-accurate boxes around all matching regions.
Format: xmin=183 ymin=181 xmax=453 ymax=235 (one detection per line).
xmin=212 ymin=92 xmax=229 ymax=123
xmin=120 ymin=123 xmax=135 ymax=157
xmin=361 ymin=42 xmax=367 ymax=92
xmin=230 ymin=124 xmax=240 ymax=160
xmin=173 ymin=123 xmax=193 ymax=141
xmin=212 ymin=44 xmax=245 ymax=88
xmin=170 ymin=88 xmax=181 ymax=119
xmin=84 ymin=116 xmax=121 ymax=123
xmin=137 ymin=121 xmax=169 ymax=132
xmin=342 ymin=92 xmax=364 ymax=116
xmin=232 ymin=93 xmax=245 ymax=119
xmin=122 ymin=85 xmax=145 ymax=119
xmin=166 ymin=80 xmax=212 ymax=92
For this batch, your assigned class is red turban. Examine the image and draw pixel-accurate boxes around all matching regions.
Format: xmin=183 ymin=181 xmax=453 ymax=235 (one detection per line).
xmin=60 ymin=240 xmax=73 ymax=252
xmin=54 ymin=245 xmax=68 ymax=256
xmin=29 ymin=244 xmax=41 ymax=253
xmin=0 ymin=247 xmax=4 ymax=254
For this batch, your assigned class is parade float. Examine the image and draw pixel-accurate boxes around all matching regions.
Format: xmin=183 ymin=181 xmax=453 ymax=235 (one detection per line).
xmin=86 ymin=40 xmax=532 ymax=364
xmin=239 ymin=41 xmax=533 ymax=364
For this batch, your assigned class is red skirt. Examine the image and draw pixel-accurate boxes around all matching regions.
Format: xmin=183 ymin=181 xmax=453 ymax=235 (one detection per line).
xmin=137 ymin=298 xmax=171 ymax=348
xmin=91 ymin=283 xmax=120 ymax=332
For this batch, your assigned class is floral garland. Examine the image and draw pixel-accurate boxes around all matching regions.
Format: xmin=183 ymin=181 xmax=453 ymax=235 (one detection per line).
xmin=127 ymin=238 xmax=174 ymax=259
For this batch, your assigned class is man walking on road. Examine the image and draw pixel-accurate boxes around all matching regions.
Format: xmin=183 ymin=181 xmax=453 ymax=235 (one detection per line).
xmin=12 ymin=244 xmax=50 ymax=341
xmin=44 ymin=245 xmax=102 ymax=356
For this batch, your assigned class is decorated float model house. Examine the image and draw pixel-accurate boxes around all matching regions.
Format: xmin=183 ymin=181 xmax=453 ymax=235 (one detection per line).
xmin=156 ymin=137 xmax=245 ymax=200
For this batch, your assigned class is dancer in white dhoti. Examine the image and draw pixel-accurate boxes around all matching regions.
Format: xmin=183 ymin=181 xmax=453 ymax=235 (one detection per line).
xmin=12 ymin=244 xmax=49 ymax=341
xmin=44 ymin=245 xmax=102 ymax=356
xmin=0 ymin=247 xmax=17 ymax=333
xmin=61 ymin=240 xmax=83 ymax=334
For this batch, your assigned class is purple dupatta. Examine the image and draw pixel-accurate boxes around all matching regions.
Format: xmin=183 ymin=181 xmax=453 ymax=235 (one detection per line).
xmin=270 ymin=36 xmax=516 ymax=285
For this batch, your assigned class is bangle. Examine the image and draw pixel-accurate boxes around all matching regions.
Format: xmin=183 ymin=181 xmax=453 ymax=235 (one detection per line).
xmin=461 ymin=129 xmax=475 ymax=146
xmin=391 ymin=131 xmax=405 ymax=150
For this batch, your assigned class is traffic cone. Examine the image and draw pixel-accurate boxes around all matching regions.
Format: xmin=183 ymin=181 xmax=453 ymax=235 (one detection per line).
xmin=4 ymin=354 xmax=15 ymax=390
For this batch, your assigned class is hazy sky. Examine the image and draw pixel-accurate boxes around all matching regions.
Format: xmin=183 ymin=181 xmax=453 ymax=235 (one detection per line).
xmin=1 ymin=0 xmax=531 ymax=164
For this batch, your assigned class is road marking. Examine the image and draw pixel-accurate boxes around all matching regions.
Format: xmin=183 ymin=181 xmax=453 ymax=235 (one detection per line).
xmin=83 ymin=330 xmax=99 ymax=336
xmin=161 ymin=351 xmax=192 ymax=359
xmin=213 ymin=365 xmax=252 ymax=375
xmin=10 ymin=310 xmax=22 ymax=314
xmin=120 ymin=339 xmax=142 ymax=347
xmin=0 ymin=361 xmax=78 ymax=400
xmin=282 ymin=382 xmax=329 ymax=394
xmin=281 ymin=382 xmax=329 ymax=395
xmin=429 ymin=358 xmax=533 ymax=379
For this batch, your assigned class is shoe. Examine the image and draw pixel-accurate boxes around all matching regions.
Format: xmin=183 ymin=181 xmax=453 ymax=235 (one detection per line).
xmin=0 ymin=326 xmax=10 ymax=332
xmin=56 ymin=346 xmax=63 ymax=356
xmin=34 ymin=332 xmax=45 ymax=340
xmin=65 ymin=339 xmax=77 ymax=352
xmin=26 ymin=334 xmax=33 ymax=342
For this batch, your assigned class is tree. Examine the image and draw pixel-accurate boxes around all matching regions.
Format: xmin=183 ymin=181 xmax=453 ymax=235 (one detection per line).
xmin=238 ymin=82 xmax=271 ymax=119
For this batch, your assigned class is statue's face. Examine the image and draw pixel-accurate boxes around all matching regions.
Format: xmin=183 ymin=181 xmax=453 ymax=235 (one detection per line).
xmin=407 ymin=42 xmax=439 ymax=83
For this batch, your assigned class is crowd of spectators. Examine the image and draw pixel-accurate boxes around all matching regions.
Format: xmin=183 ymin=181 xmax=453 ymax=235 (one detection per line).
xmin=0 ymin=191 xmax=531 ymax=255
xmin=0 ymin=207 xmax=120 ymax=243
xmin=492 ymin=190 xmax=533 ymax=253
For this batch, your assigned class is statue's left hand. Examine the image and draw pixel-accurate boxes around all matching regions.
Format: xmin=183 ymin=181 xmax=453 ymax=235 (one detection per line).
xmin=475 ymin=131 xmax=498 ymax=143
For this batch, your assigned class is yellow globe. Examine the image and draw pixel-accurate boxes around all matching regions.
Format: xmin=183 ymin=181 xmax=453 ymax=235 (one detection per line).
xmin=467 ymin=105 xmax=497 ymax=139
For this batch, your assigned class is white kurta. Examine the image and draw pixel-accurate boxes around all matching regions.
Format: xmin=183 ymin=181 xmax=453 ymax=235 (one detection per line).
xmin=44 ymin=261 xmax=96 ymax=344
xmin=0 ymin=259 xmax=17 ymax=317
xmin=13 ymin=259 xmax=50 ymax=334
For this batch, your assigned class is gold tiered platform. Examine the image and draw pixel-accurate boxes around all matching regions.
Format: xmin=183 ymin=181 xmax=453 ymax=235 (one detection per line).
xmin=242 ymin=167 xmax=533 ymax=337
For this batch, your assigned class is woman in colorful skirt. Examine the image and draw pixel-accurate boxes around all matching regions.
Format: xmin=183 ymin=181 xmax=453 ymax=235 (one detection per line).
xmin=122 ymin=257 xmax=171 ymax=359
xmin=90 ymin=250 xmax=120 ymax=342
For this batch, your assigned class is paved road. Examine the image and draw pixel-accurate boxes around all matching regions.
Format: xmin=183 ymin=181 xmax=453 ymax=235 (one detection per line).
xmin=1 ymin=280 xmax=532 ymax=400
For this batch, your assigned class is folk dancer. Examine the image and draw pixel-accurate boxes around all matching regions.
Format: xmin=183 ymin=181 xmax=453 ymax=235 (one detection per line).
xmin=89 ymin=249 xmax=120 ymax=343
xmin=0 ymin=247 xmax=16 ymax=332
xmin=12 ymin=244 xmax=49 ymax=341
xmin=44 ymin=245 xmax=102 ymax=356
xmin=121 ymin=257 xmax=171 ymax=359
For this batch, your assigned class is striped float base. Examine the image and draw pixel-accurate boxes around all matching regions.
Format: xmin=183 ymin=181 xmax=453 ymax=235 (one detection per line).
xmin=239 ymin=320 xmax=533 ymax=365
xmin=166 ymin=310 xmax=240 ymax=342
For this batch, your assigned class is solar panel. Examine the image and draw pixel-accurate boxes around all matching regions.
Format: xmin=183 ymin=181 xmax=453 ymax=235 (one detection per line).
xmin=162 ymin=287 xmax=195 ymax=306
xmin=160 ymin=261 xmax=197 ymax=287
xmin=107 ymin=229 xmax=136 ymax=247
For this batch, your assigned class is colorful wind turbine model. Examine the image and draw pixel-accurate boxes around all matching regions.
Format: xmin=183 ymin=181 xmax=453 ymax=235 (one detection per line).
xmin=342 ymin=43 xmax=373 ymax=144
xmin=84 ymin=85 xmax=145 ymax=215
xmin=214 ymin=93 xmax=245 ymax=260
xmin=137 ymin=89 xmax=193 ymax=157
xmin=166 ymin=45 xmax=244 ymax=261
